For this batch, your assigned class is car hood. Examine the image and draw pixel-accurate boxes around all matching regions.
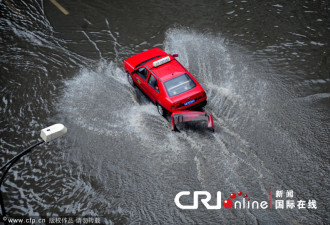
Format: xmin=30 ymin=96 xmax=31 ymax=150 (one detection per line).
xmin=125 ymin=48 xmax=167 ymax=69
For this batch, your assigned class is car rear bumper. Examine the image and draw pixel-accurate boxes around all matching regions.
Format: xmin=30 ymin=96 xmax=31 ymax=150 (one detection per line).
xmin=186 ymin=100 xmax=207 ymax=111
xmin=168 ymin=100 xmax=207 ymax=113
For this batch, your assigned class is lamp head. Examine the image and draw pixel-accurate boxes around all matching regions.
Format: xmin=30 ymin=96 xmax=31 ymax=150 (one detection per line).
xmin=40 ymin=124 xmax=67 ymax=142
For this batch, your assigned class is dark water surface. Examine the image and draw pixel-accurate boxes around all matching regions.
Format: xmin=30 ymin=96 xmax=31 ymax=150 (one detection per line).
xmin=1 ymin=0 xmax=329 ymax=224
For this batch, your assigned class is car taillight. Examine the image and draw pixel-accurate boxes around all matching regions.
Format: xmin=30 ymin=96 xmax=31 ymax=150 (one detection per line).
xmin=171 ymin=102 xmax=181 ymax=109
xmin=197 ymin=92 xmax=206 ymax=100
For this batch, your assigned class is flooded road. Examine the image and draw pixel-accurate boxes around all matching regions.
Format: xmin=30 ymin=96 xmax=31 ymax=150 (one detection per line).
xmin=1 ymin=0 xmax=329 ymax=224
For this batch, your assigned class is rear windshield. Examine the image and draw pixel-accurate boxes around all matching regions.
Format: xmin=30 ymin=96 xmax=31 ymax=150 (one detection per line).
xmin=164 ymin=73 xmax=196 ymax=97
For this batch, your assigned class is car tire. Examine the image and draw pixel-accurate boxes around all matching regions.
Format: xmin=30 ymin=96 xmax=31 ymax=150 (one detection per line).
xmin=157 ymin=103 xmax=166 ymax=116
xmin=127 ymin=73 xmax=135 ymax=86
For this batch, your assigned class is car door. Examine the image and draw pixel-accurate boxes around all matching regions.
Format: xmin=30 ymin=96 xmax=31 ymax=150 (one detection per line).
xmin=145 ymin=74 xmax=160 ymax=103
xmin=134 ymin=66 xmax=149 ymax=93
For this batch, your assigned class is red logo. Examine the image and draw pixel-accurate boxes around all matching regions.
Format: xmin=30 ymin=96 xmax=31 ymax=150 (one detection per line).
xmin=223 ymin=191 xmax=250 ymax=209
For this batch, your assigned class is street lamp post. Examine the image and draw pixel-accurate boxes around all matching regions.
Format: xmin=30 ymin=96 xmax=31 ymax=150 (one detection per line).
xmin=0 ymin=124 xmax=67 ymax=224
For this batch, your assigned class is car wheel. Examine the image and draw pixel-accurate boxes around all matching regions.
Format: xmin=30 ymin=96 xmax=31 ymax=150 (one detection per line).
xmin=157 ymin=103 xmax=166 ymax=116
xmin=127 ymin=73 xmax=135 ymax=86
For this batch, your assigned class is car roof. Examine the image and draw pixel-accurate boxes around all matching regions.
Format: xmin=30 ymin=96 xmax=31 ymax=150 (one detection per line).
xmin=145 ymin=59 xmax=187 ymax=82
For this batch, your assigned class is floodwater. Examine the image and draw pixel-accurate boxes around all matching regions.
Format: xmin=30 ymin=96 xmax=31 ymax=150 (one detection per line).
xmin=0 ymin=0 xmax=329 ymax=224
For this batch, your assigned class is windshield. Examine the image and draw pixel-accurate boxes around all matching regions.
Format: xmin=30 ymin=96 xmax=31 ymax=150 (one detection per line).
xmin=164 ymin=73 xmax=196 ymax=97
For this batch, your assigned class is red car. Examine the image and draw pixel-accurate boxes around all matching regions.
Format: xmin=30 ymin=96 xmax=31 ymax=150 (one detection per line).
xmin=124 ymin=48 xmax=214 ymax=131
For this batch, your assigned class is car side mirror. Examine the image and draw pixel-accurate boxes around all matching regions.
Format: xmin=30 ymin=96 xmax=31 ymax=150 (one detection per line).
xmin=172 ymin=54 xmax=178 ymax=58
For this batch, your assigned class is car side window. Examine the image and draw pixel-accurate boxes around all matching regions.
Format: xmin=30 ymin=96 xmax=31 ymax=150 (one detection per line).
xmin=137 ymin=67 xmax=148 ymax=80
xmin=148 ymin=75 xmax=159 ymax=92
